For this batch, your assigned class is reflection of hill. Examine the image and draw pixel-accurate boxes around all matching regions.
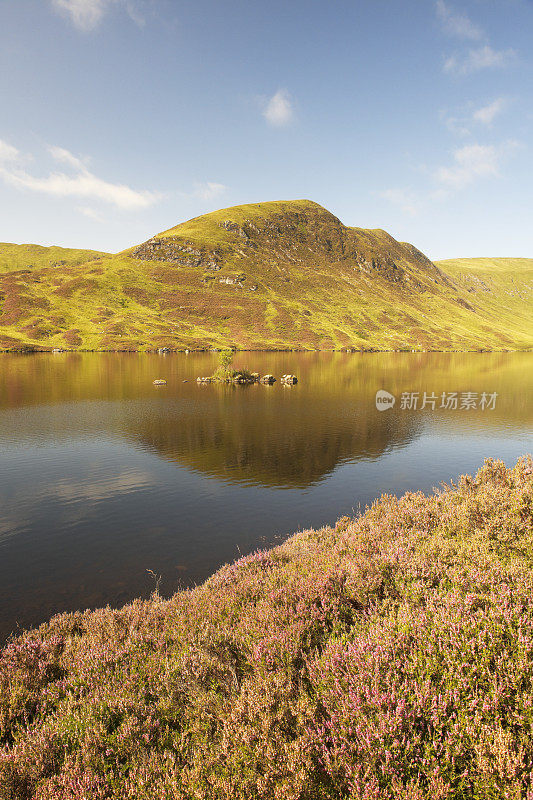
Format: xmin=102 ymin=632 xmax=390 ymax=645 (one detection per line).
xmin=1 ymin=351 xmax=532 ymax=489
xmin=126 ymin=351 xmax=533 ymax=488
xmin=132 ymin=396 xmax=421 ymax=488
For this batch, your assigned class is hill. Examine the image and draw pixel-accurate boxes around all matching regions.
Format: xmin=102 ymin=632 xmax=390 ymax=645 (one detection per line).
xmin=435 ymin=257 xmax=533 ymax=350
xmin=0 ymin=201 xmax=532 ymax=351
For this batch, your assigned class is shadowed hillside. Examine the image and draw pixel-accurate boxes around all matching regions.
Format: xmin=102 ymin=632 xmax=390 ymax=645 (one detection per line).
xmin=1 ymin=201 xmax=532 ymax=351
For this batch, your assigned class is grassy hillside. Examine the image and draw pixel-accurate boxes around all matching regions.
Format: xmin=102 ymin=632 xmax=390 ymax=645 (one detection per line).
xmin=1 ymin=457 xmax=533 ymax=798
xmin=0 ymin=243 xmax=106 ymax=274
xmin=435 ymin=257 xmax=533 ymax=350
xmin=0 ymin=202 xmax=532 ymax=351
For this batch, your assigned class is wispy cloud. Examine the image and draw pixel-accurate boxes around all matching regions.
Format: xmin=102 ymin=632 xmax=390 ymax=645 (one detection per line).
xmin=262 ymin=89 xmax=294 ymax=127
xmin=51 ymin=0 xmax=144 ymax=32
xmin=48 ymin=145 xmax=87 ymax=170
xmin=0 ymin=140 xmax=20 ymax=165
xmin=436 ymin=3 xmax=516 ymax=76
xmin=436 ymin=0 xmax=483 ymax=40
xmin=380 ymin=139 xmax=518 ymax=213
xmin=441 ymin=111 xmax=472 ymax=137
xmin=192 ymin=181 xmax=227 ymax=201
xmin=377 ymin=188 xmax=420 ymax=216
xmin=77 ymin=205 xmax=105 ymax=221
xmin=441 ymin=96 xmax=508 ymax=136
xmin=0 ymin=140 xmax=160 ymax=210
xmin=444 ymin=45 xmax=515 ymax=75
xmin=435 ymin=141 xmax=517 ymax=188
xmin=472 ymin=97 xmax=507 ymax=126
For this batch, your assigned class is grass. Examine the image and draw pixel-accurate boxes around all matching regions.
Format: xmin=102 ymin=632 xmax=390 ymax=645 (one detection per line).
xmin=153 ymin=199 xmax=334 ymax=252
xmin=1 ymin=456 xmax=533 ymax=798
xmin=1 ymin=202 xmax=532 ymax=352
xmin=0 ymin=243 xmax=106 ymax=275
xmin=435 ymin=257 xmax=533 ymax=351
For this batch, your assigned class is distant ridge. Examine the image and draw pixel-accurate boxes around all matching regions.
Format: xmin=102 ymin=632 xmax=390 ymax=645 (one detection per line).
xmin=0 ymin=200 xmax=532 ymax=351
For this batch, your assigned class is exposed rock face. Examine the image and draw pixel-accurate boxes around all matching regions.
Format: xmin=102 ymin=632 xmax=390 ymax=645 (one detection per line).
xmin=132 ymin=238 xmax=221 ymax=271
xmin=1 ymin=211 xmax=532 ymax=352
xmin=219 ymin=275 xmax=245 ymax=287
xmin=130 ymin=204 xmax=447 ymax=292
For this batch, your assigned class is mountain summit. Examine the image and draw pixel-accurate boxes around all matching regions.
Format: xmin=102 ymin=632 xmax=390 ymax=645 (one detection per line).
xmin=132 ymin=199 xmax=447 ymax=293
xmin=0 ymin=200 xmax=532 ymax=351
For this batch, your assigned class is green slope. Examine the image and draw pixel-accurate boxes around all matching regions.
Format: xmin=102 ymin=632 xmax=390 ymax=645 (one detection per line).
xmin=0 ymin=242 xmax=107 ymax=274
xmin=0 ymin=202 xmax=532 ymax=351
xmin=435 ymin=257 xmax=533 ymax=349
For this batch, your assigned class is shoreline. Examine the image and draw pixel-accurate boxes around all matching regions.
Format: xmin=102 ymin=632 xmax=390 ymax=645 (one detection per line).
xmin=1 ymin=458 xmax=533 ymax=797
xmin=1 ymin=346 xmax=532 ymax=354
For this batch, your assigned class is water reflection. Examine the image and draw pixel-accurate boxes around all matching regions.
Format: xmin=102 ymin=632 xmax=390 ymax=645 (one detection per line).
xmin=0 ymin=352 xmax=531 ymax=642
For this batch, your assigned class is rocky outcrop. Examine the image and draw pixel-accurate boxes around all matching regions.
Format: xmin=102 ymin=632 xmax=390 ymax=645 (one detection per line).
xmin=132 ymin=237 xmax=221 ymax=271
xmin=130 ymin=204 xmax=446 ymax=292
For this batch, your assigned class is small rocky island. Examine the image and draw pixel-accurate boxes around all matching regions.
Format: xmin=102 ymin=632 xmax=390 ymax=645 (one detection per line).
xmin=196 ymin=351 xmax=297 ymax=385
xmin=196 ymin=372 xmax=297 ymax=385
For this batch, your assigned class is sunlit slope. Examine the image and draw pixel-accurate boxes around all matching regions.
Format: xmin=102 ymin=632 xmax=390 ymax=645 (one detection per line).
xmin=0 ymin=243 xmax=107 ymax=274
xmin=435 ymin=257 xmax=533 ymax=350
xmin=0 ymin=203 xmax=532 ymax=350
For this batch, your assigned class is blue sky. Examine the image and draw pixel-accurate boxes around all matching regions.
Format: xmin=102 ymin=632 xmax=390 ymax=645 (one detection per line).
xmin=0 ymin=0 xmax=531 ymax=259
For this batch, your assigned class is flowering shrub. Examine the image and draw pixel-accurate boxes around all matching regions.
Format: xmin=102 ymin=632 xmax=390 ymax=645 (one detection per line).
xmin=0 ymin=457 xmax=532 ymax=799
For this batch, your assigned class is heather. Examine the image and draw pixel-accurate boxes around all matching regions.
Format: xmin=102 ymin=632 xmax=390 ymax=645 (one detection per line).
xmin=1 ymin=458 xmax=533 ymax=799
xmin=2 ymin=202 xmax=533 ymax=353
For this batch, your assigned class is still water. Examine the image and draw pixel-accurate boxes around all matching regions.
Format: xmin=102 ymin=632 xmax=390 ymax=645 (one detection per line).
xmin=0 ymin=351 xmax=532 ymax=642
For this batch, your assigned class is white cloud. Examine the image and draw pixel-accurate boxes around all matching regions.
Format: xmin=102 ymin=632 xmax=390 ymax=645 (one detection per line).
xmin=441 ymin=112 xmax=471 ymax=137
xmin=48 ymin=144 xmax=87 ymax=170
xmin=51 ymin=0 xmax=144 ymax=31
xmin=262 ymin=89 xmax=294 ymax=127
xmin=0 ymin=140 xmax=20 ymax=164
xmin=444 ymin=45 xmax=515 ymax=75
xmin=381 ymin=139 xmax=518 ymax=213
xmin=435 ymin=141 xmax=517 ymax=188
xmin=78 ymin=205 xmax=105 ymax=221
xmin=472 ymin=97 xmax=507 ymax=125
xmin=378 ymin=188 xmax=420 ymax=216
xmin=52 ymin=0 xmax=107 ymax=30
xmin=192 ymin=181 xmax=227 ymax=201
xmin=0 ymin=139 xmax=160 ymax=210
xmin=436 ymin=0 xmax=483 ymax=40
xmin=441 ymin=96 xmax=507 ymax=136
